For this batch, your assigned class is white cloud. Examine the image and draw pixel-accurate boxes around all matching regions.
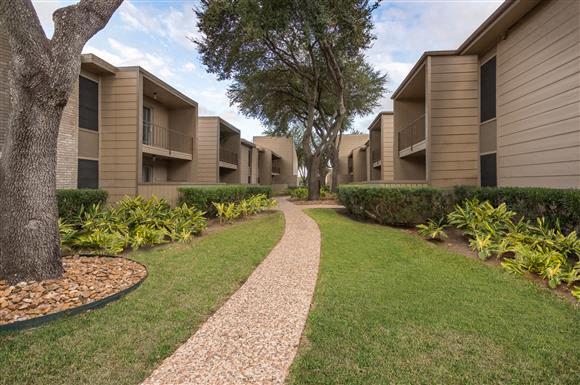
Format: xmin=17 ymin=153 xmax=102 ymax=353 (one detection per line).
xmin=183 ymin=62 xmax=196 ymax=72
xmin=118 ymin=1 xmax=199 ymax=50
xmin=83 ymin=38 xmax=175 ymax=80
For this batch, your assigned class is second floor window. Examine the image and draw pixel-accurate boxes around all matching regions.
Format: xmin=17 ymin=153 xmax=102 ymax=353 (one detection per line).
xmin=78 ymin=76 xmax=98 ymax=131
xmin=480 ymin=57 xmax=496 ymax=122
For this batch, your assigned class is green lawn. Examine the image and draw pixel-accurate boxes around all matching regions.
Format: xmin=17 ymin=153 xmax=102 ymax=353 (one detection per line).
xmin=0 ymin=212 xmax=284 ymax=385
xmin=288 ymin=209 xmax=579 ymax=385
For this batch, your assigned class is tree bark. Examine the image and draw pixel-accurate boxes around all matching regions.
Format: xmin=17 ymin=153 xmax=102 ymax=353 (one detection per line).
xmin=0 ymin=0 xmax=122 ymax=284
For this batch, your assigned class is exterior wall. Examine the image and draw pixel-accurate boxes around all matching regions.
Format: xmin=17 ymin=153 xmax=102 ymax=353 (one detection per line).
xmin=428 ymin=55 xmax=480 ymax=187
xmin=351 ymin=147 xmax=368 ymax=182
xmin=258 ymin=149 xmax=273 ymax=185
xmin=337 ymin=134 xmax=367 ymax=184
xmin=253 ymin=136 xmax=299 ymax=186
xmin=495 ymin=0 xmax=580 ymax=188
xmin=251 ymin=147 xmax=259 ymax=184
xmin=55 ymin=78 xmax=79 ymax=189
xmin=239 ymin=144 xmax=252 ymax=184
xmin=100 ymin=69 xmax=139 ymax=202
xmin=380 ymin=114 xmax=395 ymax=180
xmin=196 ymin=117 xmax=219 ymax=183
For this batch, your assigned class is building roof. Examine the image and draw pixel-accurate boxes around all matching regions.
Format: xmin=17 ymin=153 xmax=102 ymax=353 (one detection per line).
xmin=367 ymin=111 xmax=394 ymax=131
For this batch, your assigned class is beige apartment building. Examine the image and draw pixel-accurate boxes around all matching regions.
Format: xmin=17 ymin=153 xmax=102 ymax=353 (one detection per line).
xmin=334 ymin=134 xmax=368 ymax=184
xmin=392 ymin=0 xmax=580 ymax=188
xmin=367 ymin=112 xmax=396 ymax=182
xmin=347 ymin=141 xmax=369 ymax=183
xmin=253 ymin=136 xmax=299 ymax=187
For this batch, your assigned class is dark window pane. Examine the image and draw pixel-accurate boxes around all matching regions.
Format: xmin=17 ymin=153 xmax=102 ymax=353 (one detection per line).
xmin=78 ymin=159 xmax=99 ymax=189
xmin=480 ymin=57 xmax=496 ymax=122
xmin=79 ymin=76 xmax=98 ymax=131
xmin=480 ymin=153 xmax=497 ymax=187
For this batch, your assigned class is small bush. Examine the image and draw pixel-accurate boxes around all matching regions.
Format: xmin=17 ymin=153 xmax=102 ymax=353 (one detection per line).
xmin=453 ymin=186 xmax=580 ymax=234
xmin=338 ymin=185 xmax=452 ymax=226
xmin=60 ymin=196 xmax=207 ymax=254
xmin=289 ymin=187 xmax=308 ymax=200
xmin=57 ymin=189 xmax=108 ymax=220
xmin=215 ymin=194 xmax=278 ymax=224
xmin=178 ymin=185 xmax=272 ymax=217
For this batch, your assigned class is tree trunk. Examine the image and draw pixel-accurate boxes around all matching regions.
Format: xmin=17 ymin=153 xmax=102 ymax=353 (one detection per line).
xmin=307 ymin=156 xmax=321 ymax=200
xmin=0 ymin=94 xmax=64 ymax=283
xmin=0 ymin=0 xmax=123 ymax=283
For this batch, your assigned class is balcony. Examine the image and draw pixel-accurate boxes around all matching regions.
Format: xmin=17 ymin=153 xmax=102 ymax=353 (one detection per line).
xmin=142 ymin=123 xmax=193 ymax=160
xmin=219 ymin=148 xmax=238 ymax=168
xmin=398 ymin=114 xmax=426 ymax=157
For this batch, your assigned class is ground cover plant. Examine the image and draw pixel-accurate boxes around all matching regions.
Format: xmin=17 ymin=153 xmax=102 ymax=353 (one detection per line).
xmin=0 ymin=212 xmax=284 ymax=385
xmin=178 ymin=185 xmax=272 ymax=217
xmin=59 ymin=196 xmax=207 ymax=254
xmin=288 ymin=209 xmax=579 ymax=385
xmin=213 ymin=194 xmax=277 ymax=224
xmin=418 ymin=199 xmax=580 ymax=299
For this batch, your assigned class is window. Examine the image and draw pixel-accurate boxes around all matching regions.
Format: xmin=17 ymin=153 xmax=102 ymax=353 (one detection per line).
xmin=142 ymin=165 xmax=153 ymax=183
xmin=143 ymin=106 xmax=152 ymax=145
xmin=480 ymin=153 xmax=497 ymax=187
xmin=78 ymin=76 xmax=98 ymax=131
xmin=480 ymin=57 xmax=496 ymax=122
xmin=77 ymin=159 xmax=98 ymax=189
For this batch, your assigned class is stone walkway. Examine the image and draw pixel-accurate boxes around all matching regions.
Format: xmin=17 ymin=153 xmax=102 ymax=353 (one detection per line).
xmin=142 ymin=197 xmax=323 ymax=385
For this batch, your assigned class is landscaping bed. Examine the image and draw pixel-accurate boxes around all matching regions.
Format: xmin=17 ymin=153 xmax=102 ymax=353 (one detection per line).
xmin=0 ymin=255 xmax=146 ymax=328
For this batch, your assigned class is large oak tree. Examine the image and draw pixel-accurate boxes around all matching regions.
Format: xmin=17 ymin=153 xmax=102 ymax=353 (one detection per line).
xmin=196 ymin=0 xmax=385 ymax=199
xmin=0 ymin=0 xmax=123 ymax=284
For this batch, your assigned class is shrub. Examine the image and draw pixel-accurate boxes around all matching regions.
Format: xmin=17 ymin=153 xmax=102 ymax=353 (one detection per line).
xmin=416 ymin=218 xmax=448 ymax=241
xmin=60 ymin=196 xmax=207 ymax=254
xmin=453 ymin=186 xmax=580 ymax=234
xmin=57 ymin=189 xmax=108 ymax=220
xmin=215 ymin=194 xmax=278 ymax=224
xmin=178 ymin=185 xmax=272 ymax=217
xmin=338 ymin=185 xmax=452 ymax=226
xmin=289 ymin=187 xmax=308 ymax=200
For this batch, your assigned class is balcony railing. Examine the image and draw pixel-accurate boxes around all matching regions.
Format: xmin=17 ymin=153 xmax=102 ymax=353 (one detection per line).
xmin=143 ymin=123 xmax=193 ymax=154
xmin=398 ymin=114 xmax=426 ymax=152
xmin=219 ymin=148 xmax=238 ymax=165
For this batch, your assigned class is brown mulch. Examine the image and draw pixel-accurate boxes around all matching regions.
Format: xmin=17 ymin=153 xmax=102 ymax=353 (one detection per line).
xmin=0 ymin=255 xmax=147 ymax=326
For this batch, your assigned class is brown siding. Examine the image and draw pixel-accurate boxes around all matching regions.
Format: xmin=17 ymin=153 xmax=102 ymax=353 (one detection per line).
xmin=380 ymin=114 xmax=395 ymax=180
xmin=253 ymin=136 xmax=298 ymax=186
xmin=496 ymin=0 xmax=580 ymax=188
xmin=100 ymin=70 xmax=139 ymax=202
xmin=196 ymin=117 xmax=219 ymax=183
xmin=337 ymin=134 xmax=367 ymax=184
xmin=428 ymin=55 xmax=480 ymax=187
xmin=239 ymin=144 xmax=251 ymax=184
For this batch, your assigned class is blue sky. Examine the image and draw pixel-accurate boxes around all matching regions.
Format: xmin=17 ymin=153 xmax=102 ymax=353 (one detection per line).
xmin=33 ymin=0 xmax=502 ymax=141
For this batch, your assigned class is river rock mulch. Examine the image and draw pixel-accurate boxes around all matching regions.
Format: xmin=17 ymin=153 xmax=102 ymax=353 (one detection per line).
xmin=0 ymin=255 xmax=146 ymax=326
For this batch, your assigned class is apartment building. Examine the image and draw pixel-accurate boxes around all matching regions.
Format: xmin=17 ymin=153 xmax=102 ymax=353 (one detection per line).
xmin=347 ymin=141 xmax=369 ymax=183
xmin=392 ymin=0 xmax=580 ymax=188
xmin=334 ymin=134 xmax=368 ymax=184
xmin=240 ymin=139 xmax=259 ymax=184
xmin=367 ymin=112 xmax=396 ymax=182
xmin=253 ymin=136 xmax=299 ymax=188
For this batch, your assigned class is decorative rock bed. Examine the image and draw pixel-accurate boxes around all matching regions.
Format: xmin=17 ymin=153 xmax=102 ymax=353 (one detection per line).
xmin=0 ymin=255 xmax=147 ymax=330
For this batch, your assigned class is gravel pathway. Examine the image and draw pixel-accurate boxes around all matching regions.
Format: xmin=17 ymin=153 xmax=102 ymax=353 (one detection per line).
xmin=141 ymin=197 xmax=321 ymax=385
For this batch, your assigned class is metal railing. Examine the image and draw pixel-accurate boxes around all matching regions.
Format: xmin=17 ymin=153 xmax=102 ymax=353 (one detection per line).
xmin=219 ymin=148 xmax=238 ymax=165
xmin=398 ymin=114 xmax=426 ymax=152
xmin=142 ymin=123 xmax=193 ymax=154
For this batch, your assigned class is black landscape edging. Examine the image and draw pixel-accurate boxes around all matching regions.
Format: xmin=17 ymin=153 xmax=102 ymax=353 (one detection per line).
xmin=0 ymin=254 xmax=147 ymax=333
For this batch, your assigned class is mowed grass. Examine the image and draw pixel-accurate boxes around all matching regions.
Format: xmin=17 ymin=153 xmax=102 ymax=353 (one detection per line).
xmin=0 ymin=212 xmax=284 ymax=385
xmin=288 ymin=209 xmax=579 ymax=385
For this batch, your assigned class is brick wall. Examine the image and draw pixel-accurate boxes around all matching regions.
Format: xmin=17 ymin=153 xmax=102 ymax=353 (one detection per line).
xmin=56 ymin=82 xmax=79 ymax=189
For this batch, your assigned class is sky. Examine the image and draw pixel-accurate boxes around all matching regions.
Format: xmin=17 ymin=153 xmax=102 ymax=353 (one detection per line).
xmin=32 ymin=0 xmax=502 ymax=141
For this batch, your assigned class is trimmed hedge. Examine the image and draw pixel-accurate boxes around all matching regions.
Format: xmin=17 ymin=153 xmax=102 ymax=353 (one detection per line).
xmin=338 ymin=185 xmax=452 ymax=226
xmin=454 ymin=186 xmax=580 ymax=233
xmin=57 ymin=189 xmax=108 ymax=220
xmin=178 ymin=185 xmax=272 ymax=217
